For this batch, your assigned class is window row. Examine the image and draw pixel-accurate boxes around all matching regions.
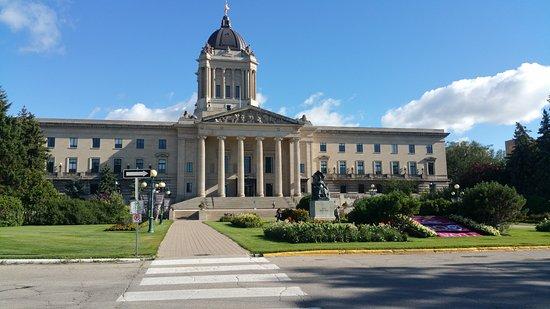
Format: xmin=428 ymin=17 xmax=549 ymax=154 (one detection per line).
xmin=319 ymin=142 xmax=434 ymax=154
xmin=214 ymin=85 xmax=241 ymax=99
xmin=319 ymin=160 xmax=436 ymax=176
xmin=46 ymin=137 xmax=168 ymax=150
xmin=47 ymin=158 xmax=170 ymax=174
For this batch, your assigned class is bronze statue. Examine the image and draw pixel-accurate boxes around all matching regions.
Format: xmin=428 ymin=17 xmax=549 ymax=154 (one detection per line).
xmin=311 ymin=170 xmax=329 ymax=200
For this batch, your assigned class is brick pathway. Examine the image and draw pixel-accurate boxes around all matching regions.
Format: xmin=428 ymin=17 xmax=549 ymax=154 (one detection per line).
xmin=157 ymin=220 xmax=249 ymax=258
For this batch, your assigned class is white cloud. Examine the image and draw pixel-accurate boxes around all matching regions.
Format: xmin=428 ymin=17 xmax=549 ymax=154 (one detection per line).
xmin=295 ymin=92 xmax=358 ymax=126
xmin=106 ymin=93 xmax=197 ymax=121
xmin=277 ymin=106 xmax=287 ymax=116
xmin=0 ymin=0 xmax=63 ymax=53
xmin=256 ymin=92 xmax=267 ymax=106
xmin=381 ymin=63 xmax=550 ymax=133
xmin=87 ymin=107 xmax=101 ymax=119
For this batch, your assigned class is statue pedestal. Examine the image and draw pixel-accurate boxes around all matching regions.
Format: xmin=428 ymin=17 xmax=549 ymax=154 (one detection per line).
xmin=309 ymin=200 xmax=335 ymax=220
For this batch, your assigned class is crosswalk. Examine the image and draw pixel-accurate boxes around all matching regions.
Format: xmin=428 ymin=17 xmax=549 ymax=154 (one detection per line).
xmin=116 ymin=256 xmax=308 ymax=305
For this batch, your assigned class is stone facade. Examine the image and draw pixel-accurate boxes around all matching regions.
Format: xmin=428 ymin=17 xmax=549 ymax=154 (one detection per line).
xmin=39 ymin=12 xmax=449 ymax=201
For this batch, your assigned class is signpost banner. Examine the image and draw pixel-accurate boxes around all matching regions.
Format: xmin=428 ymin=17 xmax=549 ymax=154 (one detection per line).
xmin=130 ymin=201 xmax=142 ymax=214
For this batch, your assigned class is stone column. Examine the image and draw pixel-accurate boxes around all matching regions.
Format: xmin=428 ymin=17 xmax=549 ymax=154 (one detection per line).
xmin=197 ymin=136 xmax=206 ymax=197
xmin=221 ymin=69 xmax=226 ymax=99
xmin=306 ymin=141 xmax=312 ymax=194
xmin=210 ymin=68 xmax=215 ymax=99
xmin=256 ymin=137 xmax=264 ymax=197
xmin=274 ymin=137 xmax=283 ymax=197
xmin=176 ymin=137 xmax=186 ymax=200
xmin=237 ymin=136 xmax=245 ymax=197
xmin=293 ymin=137 xmax=301 ymax=197
xmin=217 ymin=136 xmax=226 ymax=197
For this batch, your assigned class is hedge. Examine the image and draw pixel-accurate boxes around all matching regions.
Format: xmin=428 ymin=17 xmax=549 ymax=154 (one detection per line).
xmin=230 ymin=213 xmax=263 ymax=228
xmin=349 ymin=191 xmax=420 ymax=225
xmin=280 ymin=208 xmax=309 ymax=222
xmin=418 ymin=198 xmax=455 ymax=216
xmin=0 ymin=195 xmax=25 ymax=227
xmin=263 ymin=221 xmax=407 ymax=243
xmin=535 ymin=219 xmax=550 ymax=232
xmin=449 ymin=215 xmax=501 ymax=236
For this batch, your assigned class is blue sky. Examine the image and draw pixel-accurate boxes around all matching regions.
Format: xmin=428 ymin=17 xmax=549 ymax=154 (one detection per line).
xmin=1 ymin=0 xmax=550 ymax=150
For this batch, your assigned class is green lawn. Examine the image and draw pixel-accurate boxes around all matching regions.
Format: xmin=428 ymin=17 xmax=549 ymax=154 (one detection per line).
xmin=0 ymin=221 xmax=172 ymax=259
xmin=205 ymin=221 xmax=550 ymax=254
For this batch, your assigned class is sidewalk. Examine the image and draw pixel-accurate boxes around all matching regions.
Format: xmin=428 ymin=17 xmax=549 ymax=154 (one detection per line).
xmin=157 ymin=220 xmax=249 ymax=258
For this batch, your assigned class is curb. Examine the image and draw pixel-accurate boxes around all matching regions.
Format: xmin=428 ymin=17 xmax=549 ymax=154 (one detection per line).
xmin=0 ymin=258 xmax=152 ymax=265
xmin=262 ymin=246 xmax=550 ymax=257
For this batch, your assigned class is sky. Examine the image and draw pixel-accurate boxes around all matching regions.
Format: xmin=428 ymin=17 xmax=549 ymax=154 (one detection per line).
xmin=1 ymin=0 xmax=550 ymax=150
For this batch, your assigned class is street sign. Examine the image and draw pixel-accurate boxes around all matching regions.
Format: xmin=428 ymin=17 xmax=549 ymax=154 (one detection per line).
xmin=155 ymin=193 xmax=164 ymax=205
xmin=132 ymin=213 xmax=142 ymax=223
xmin=163 ymin=198 xmax=171 ymax=207
xmin=130 ymin=201 xmax=142 ymax=214
xmin=123 ymin=169 xmax=151 ymax=179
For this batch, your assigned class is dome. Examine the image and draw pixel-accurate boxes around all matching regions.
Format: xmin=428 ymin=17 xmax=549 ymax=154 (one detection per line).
xmin=206 ymin=15 xmax=248 ymax=51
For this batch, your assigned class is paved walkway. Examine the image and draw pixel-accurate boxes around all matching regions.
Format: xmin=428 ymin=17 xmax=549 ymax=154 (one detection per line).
xmin=157 ymin=220 xmax=248 ymax=258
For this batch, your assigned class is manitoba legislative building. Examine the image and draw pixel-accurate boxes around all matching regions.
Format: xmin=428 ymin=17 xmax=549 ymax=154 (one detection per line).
xmin=40 ymin=12 xmax=449 ymax=207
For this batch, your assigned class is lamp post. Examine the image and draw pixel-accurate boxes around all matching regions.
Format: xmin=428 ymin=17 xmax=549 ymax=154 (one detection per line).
xmin=369 ymin=183 xmax=377 ymax=196
xmin=451 ymin=183 xmax=461 ymax=202
xmin=148 ymin=169 xmax=158 ymax=233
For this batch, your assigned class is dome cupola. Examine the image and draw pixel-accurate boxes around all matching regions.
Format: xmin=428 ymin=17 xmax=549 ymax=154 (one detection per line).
xmin=205 ymin=6 xmax=248 ymax=51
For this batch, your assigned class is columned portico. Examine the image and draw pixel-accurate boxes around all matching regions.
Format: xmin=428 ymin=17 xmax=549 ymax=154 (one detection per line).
xmin=197 ymin=136 xmax=206 ymax=197
xmin=293 ymin=137 xmax=301 ymax=197
xmin=274 ymin=137 xmax=283 ymax=197
xmin=237 ymin=136 xmax=246 ymax=197
xmin=256 ymin=137 xmax=264 ymax=197
xmin=217 ymin=136 xmax=226 ymax=197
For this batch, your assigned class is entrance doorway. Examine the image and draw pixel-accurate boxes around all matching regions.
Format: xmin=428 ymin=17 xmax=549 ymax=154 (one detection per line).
xmin=265 ymin=183 xmax=273 ymax=197
xmin=244 ymin=178 xmax=256 ymax=197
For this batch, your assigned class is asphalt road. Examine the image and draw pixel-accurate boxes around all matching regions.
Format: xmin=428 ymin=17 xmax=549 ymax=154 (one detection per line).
xmin=1 ymin=250 xmax=549 ymax=308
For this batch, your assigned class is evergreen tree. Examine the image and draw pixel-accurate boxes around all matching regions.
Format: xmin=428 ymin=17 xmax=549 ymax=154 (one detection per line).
xmin=98 ymin=166 xmax=117 ymax=196
xmin=535 ymin=103 xmax=550 ymax=198
xmin=506 ymin=122 xmax=538 ymax=196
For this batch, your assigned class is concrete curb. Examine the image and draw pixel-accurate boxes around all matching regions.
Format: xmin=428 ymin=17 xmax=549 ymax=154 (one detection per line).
xmin=262 ymin=246 xmax=550 ymax=257
xmin=0 ymin=258 xmax=151 ymax=265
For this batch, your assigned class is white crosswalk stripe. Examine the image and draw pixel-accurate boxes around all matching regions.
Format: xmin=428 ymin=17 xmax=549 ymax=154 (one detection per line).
xmin=117 ymin=256 xmax=307 ymax=304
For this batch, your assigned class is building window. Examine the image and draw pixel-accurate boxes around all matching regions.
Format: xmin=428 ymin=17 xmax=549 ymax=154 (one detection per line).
xmin=235 ymin=85 xmax=240 ymax=99
xmin=340 ymin=185 xmax=347 ymax=193
xmin=358 ymin=183 xmax=365 ymax=194
xmin=373 ymin=161 xmax=382 ymax=175
xmin=114 ymin=138 xmax=122 ymax=149
xmin=69 ymin=137 xmax=78 ymax=148
xmin=47 ymin=158 xmax=55 ymax=173
xmin=47 ymin=137 xmax=55 ymax=148
xmin=91 ymin=158 xmax=100 ymax=173
xmin=136 ymin=139 xmax=144 ymax=149
xmin=158 ymin=159 xmax=167 ymax=173
xmin=320 ymin=161 xmax=328 ymax=174
xmin=373 ymin=143 xmax=381 ymax=153
xmin=225 ymin=85 xmax=231 ymax=98
xmin=91 ymin=138 xmax=100 ymax=149
xmin=391 ymin=161 xmax=400 ymax=175
xmin=391 ymin=144 xmax=398 ymax=154
xmin=158 ymin=139 xmax=167 ymax=149
xmin=215 ymin=85 xmax=221 ymax=98
xmin=135 ymin=158 xmax=144 ymax=169
xmin=356 ymin=143 xmax=363 ymax=153
xmin=265 ymin=157 xmax=273 ymax=174
xmin=186 ymin=162 xmax=193 ymax=173
xmin=408 ymin=161 xmax=417 ymax=175
xmin=113 ymin=158 xmax=122 ymax=174
xmin=300 ymin=163 xmax=305 ymax=174
xmin=244 ymin=156 xmax=252 ymax=174
xmin=339 ymin=161 xmax=347 ymax=174
xmin=320 ymin=142 xmax=327 ymax=152
xmin=186 ymin=182 xmax=193 ymax=193
xmin=427 ymin=162 xmax=435 ymax=175
xmin=409 ymin=144 xmax=415 ymax=154
xmin=356 ymin=161 xmax=365 ymax=175
xmin=68 ymin=157 xmax=77 ymax=173
xmin=426 ymin=144 xmax=433 ymax=154
xmin=225 ymin=155 xmax=230 ymax=173
xmin=339 ymin=143 xmax=346 ymax=153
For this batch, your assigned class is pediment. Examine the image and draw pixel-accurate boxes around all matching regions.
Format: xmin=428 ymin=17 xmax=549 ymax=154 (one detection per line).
xmin=202 ymin=106 xmax=303 ymax=125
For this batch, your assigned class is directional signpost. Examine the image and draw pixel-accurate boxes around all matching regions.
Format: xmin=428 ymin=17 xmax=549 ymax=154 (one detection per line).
xmin=123 ymin=169 xmax=152 ymax=257
xmin=123 ymin=169 xmax=151 ymax=179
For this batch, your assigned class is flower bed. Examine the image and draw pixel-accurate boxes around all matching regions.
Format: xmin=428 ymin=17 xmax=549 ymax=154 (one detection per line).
xmin=230 ymin=213 xmax=263 ymax=228
xmin=263 ymin=221 xmax=407 ymax=243
xmin=449 ymin=215 xmax=501 ymax=236
xmin=395 ymin=215 xmax=437 ymax=238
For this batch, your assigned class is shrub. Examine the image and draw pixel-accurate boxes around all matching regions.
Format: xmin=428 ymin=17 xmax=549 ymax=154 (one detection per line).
xmin=230 ymin=213 xmax=263 ymax=228
xmin=378 ymin=179 xmax=420 ymax=195
xmin=280 ymin=208 xmax=309 ymax=222
xmin=0 ymin=195 xmax=25 ymax=227
xmin=535 ymin=219 xmax=550 ymax=232
xmin=419 ymin=198 xmax=455 ymax=216
xmin=458 ymin=182 xmax=525 ymax=231
xmin=449 ymin=215 xmax=501 ymax=236
xmin=393 ymin=215 xmax=437 ymax=238
xmin=263 ymin=221 xmax=406 ymax=243
xmin=296 ymin=195 xmax=311 ymax=211
xmin=219 ymin=213 xmax=234 ymax=222
xmin=348 ymin=191 xmax=420 ymax=225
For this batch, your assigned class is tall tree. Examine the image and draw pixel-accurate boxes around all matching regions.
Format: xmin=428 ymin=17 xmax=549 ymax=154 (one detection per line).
xmin=506 ymin=122 xmax=538 ymax=196
xmin=446 ymin=141 xmax=504 ymax=187
xmin=98 ymin=166 xmax=117 ymax=196
xmin=535 ymin=103 xmax=550 ymax=198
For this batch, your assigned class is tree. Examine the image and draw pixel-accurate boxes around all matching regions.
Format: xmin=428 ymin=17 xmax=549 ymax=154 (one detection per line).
xmin=535 ymin=104 xmax=550 ymax=199
xmin=506 ymin=122 xmax=538 ymax=196
xmin=446 ymin=141 xmax=505 ymax=187
xmin=98 ymin=166 xmax=117 ymax=196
